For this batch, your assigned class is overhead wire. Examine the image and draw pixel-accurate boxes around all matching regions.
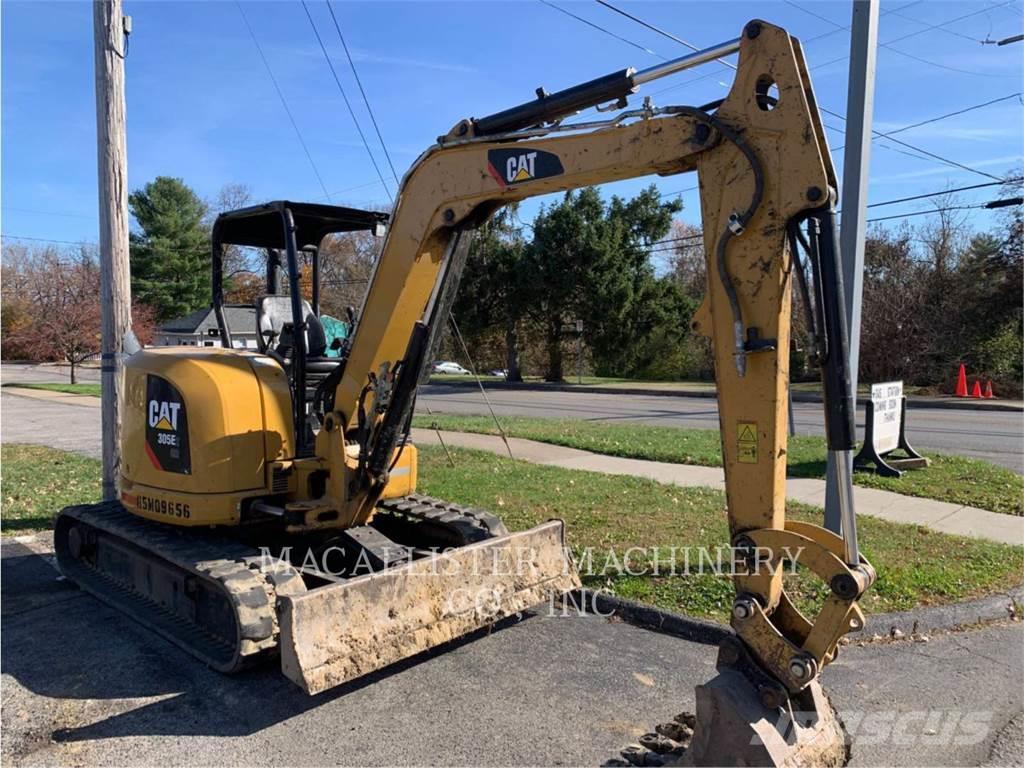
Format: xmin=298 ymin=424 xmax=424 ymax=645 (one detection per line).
xmin=236 ymin=1 xmax=333 ymax=201
xmin=785 ymin=0 xmax=1001 ymax=78
xmin=594 ymin=0 xmax=736 ymax=69
xmin=549 ymin=0 xmax=1009 ymax=183
xmin=538 ymin=0 xmax=666 ymax=59
xmin=300 ymin=0 xmax=394 ymax=203
xmin=325 ymin=0 xmax=402 ymax=188
xmin=831 ymin=93 xmax=1023 ymax=152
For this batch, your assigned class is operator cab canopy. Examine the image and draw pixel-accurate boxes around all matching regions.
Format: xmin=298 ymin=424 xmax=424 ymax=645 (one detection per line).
xmin=211 ymin=201 xmax=388 ymax=252
xmin=210 ymin=200 xmax=390 ymax=352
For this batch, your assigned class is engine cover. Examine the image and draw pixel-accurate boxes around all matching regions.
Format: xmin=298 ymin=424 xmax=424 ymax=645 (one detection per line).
xmin=120 ymin=346 xmax=293 ymax=526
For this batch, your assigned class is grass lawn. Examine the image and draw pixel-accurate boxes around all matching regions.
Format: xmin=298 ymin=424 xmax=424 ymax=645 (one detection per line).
xmin=1 ymin=444 xmax=100 ymax=534
xmin=417 ymin=447 xmax=1023 ymax=621
xmin=412 ymin=414 xmax=1024 ymax=516
xmin=2 ymin=442 xmax=1021 ymax=623
xmin=2 ymin=382 xmax=101 ymax=397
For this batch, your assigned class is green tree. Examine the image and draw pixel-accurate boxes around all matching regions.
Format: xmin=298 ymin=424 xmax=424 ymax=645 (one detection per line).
xmin=129 ymin=176 xmax=210 ymax=321
xmin=454 ymin=207 xmax=527 ymax=380
xmin=522 ymin=185 xmax=681 ymax=380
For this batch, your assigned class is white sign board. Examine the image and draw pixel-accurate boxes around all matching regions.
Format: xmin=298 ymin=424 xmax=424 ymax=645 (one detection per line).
xmin=869 ymin=381 xmax=903 ymax=454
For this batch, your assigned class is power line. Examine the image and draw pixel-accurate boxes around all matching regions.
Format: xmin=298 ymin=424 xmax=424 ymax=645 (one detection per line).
xmin=786 ymin=0 xmax=1000 ymax=77
xmin=644 ymin=0 xmax=925 ymax=100
xmin=865 ymin=198 xmax=1021 ymax=224
xmin=865 ymin=178 xmax=1024 ymax=208
xmin=537 ymin=0 xmax=665 ymax=59
xmin=236 ymin=2 xmax=332 ymax=201
xmin=643 ymin=187 xmax=1024 ymax=251
xmin=806 ymin=1 xmax=1019 ymax=78
xmin=2 ymin=234 xmax=97 ymax=246
xmin=885 ymin=7 xmax=985 ymax=44
xmin=325 ymin=0 xmax=401 ymax=188
xmin=553 ymin=0 xmax=1004 ymax=183
xmin=832 ymin=93 xmax=1023 ymax=152
xmin=300 ymin=0 xmax=393 ymax=204
xmin=594 ymin=0 xmax=736 ymax=69
xmin=818 ymin=106 xmax=1004 ymax=181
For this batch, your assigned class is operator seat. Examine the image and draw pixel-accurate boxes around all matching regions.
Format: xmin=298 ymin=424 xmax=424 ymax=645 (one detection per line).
xmin=255 ymin=295 xmax=342 ymax=401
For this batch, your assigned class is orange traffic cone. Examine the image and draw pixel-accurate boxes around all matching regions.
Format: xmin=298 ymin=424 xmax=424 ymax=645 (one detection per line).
xmin=984 ymin=380 xmax=995 ymax=399
xmin=971 ymin=380 xmax=983 ymax=398
xmin=955 ymin=363 xmax=968 ymax=397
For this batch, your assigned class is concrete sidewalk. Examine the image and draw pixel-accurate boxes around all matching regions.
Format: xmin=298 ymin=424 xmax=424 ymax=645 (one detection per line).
xmin=3 ymin=387 xmax=1019 ymax=546
xmin=2 ymin=386 xmax=101 ymax=407
xmin=410 ymin=428 xmax=1024 ymax=547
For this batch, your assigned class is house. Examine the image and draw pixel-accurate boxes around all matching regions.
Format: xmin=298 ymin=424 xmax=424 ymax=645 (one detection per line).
xmin=156 ymin=305 xmax=260 ymax=349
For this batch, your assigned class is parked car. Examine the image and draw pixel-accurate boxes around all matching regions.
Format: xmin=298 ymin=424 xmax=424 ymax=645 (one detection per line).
xmin=488 ymin=369 xmax=509 ymax=379
xmin=433 ymin=361 xmax=471 ymax=375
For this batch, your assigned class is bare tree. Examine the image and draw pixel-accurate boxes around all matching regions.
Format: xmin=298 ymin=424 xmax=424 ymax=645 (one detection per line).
xmin=318 ymin=230 xmax=384 ymax=318
xmin=2 ymin=245 xmax=156 ymax=382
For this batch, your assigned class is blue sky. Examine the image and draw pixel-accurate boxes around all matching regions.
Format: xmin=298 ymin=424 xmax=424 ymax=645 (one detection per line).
xmin=2 ymin=0 xmax=1022 ymax=249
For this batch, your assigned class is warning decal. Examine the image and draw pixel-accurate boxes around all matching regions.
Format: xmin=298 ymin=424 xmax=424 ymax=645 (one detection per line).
xmin=737 ymin=421 xmax=758 ymax=464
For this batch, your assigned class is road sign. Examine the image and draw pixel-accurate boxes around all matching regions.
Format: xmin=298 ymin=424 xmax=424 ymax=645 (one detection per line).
xmin=853 ymin=380 xmax=929 ymax=477
xmin=869 ymin=381 xmax=902 ymax=453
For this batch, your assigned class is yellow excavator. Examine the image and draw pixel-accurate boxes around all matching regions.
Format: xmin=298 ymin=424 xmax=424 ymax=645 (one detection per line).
xmin=56 ymin=20 xmax=873 ymax=766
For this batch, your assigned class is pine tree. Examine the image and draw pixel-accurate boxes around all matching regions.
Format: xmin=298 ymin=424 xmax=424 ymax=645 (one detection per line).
xmin=129 ymin=177 xmax=210 ymax=322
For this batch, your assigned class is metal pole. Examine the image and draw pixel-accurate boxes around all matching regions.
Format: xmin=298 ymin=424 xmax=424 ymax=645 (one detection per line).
xmin=94 ymin=0 xmax=133 ymax=501
xmin=825 ymin=0 xmax=878 ymax=533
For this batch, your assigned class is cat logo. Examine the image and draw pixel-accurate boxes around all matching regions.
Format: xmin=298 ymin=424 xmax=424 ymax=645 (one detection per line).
xmin=487 ymin=148 xmax=564 ymax=189
xmin=148 ymin=400 xmax=181 ymax=431
xmin=145 ymin=375 xmax=191 ymax=474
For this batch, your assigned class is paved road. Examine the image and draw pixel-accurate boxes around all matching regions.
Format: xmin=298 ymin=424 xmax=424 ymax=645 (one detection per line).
xmin=417 ymin=386 xmax=1024 ymax=472
xmin=3 ymin=362 xmax=1021 ymax=471
xmin=2 ymin=537 xmax=1021 ymax=767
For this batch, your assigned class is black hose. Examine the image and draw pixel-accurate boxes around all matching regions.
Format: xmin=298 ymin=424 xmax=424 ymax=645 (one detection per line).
xmin=665 ymin=106 xmax=765 ymax=376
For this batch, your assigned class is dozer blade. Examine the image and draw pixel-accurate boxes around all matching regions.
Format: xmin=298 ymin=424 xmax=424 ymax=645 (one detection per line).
xmin=278 ymin=520 xmax=580 ymax=694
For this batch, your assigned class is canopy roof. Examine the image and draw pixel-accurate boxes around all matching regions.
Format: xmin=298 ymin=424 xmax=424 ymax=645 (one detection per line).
xmin=212 ymin=201 xmax=389 ymax=251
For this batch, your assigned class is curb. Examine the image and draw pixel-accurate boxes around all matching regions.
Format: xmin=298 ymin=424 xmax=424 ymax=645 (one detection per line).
xmin=424 ymin=381 xmax=1023 ymax=412
xmin=573 ymin=585 xmax=1024 ymax=645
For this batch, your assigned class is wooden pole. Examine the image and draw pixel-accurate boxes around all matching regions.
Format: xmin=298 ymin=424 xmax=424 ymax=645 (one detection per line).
xmin=94 ymin=0 xmax=132 ymax=502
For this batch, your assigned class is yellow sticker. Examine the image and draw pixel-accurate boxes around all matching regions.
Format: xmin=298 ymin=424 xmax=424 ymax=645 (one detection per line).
xmin=737 ymin=421 xmax=758 ymax=464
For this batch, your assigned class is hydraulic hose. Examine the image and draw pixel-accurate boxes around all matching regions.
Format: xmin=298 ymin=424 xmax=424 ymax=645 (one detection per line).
xmin=666 ymin=106 xmax=765 ymax=377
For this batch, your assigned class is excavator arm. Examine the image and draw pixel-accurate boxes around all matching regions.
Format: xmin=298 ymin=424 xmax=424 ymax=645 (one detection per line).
xmin=311 ymin=20 xmax=871 ymax=762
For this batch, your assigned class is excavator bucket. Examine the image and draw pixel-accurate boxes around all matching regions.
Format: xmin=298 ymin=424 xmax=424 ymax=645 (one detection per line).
xmin=278 ymin=520 xmax=580 ymax=694
xmin=681 ymin=669 xmax=848 ymax=767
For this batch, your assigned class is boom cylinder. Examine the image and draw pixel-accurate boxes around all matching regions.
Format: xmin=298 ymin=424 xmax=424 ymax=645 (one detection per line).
xmin=472 ymin=37 xmax=742 ymax=137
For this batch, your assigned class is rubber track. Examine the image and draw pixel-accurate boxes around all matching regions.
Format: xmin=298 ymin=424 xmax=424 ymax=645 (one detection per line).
xmin=55 ymin=495 xmax=509 ymax=676
xmin=377 ymin=493 xmax=510 ymax=544
xmin=55 ymin=501 xmax=305 ymax=673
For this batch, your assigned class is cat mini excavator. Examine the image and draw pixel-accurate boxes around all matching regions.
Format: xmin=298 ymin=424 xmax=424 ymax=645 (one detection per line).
xmin=57 ymin=20 xmax=873 ymax=765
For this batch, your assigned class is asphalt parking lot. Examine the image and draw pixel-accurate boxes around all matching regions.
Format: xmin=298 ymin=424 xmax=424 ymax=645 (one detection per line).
xmin=3 ymin=536 xmax=1022 ymax=767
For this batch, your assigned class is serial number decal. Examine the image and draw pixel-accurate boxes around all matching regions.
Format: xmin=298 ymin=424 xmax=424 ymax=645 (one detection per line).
xmin=136 ymin=494 xmax=191 ymax=519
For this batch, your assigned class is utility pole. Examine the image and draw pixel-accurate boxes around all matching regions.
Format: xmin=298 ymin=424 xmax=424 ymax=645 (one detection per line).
xmin=825 ymin=0 xmax=878 ymax=533
xmin=94 ymin=0 xmax=134 ymax=502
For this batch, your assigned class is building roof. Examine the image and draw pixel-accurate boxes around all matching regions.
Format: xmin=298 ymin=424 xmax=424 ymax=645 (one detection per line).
xmin=160 ymin=305 xmax=257 ymax=336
